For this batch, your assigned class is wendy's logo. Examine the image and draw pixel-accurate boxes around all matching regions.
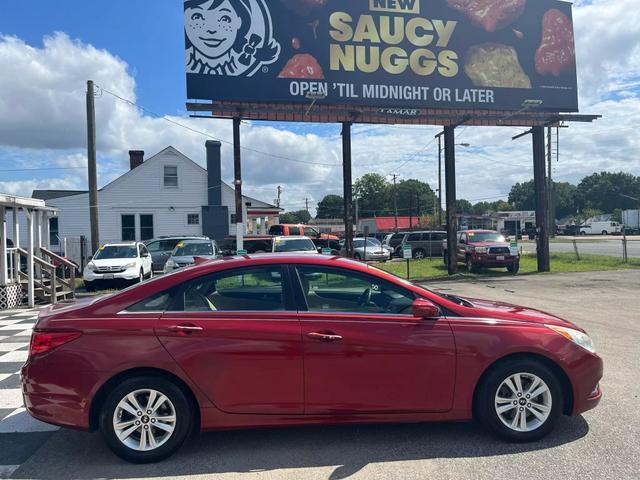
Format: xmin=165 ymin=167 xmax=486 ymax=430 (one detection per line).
xmin=184 ymin=0 xmax=280 ymax=76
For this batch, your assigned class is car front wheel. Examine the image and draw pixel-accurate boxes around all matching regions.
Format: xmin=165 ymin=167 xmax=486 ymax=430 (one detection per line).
xmin=476 ymin=359 xmax=562 ymax=442
xmin=99 ymin=376 xmax=192 ymax=463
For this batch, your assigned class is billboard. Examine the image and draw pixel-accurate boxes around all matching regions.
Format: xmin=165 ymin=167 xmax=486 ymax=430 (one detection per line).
xmin=184 ymin=0 xmax=579 ymax=112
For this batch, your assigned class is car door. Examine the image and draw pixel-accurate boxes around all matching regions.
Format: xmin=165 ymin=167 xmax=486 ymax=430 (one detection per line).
xmin=293 ymin=265 xmax=456 ymax=414
xmin=155 ymin=264 xmax=304 ymax=415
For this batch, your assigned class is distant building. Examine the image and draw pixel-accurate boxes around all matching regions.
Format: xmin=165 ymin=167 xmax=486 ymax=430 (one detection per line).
xmin=357 ymin=216 xmax=421 ymax=233
xmin=7 ymin=142 xmax=280 ymax=254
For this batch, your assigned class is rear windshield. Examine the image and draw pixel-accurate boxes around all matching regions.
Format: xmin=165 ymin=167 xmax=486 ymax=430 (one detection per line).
xmin=174 ymin=242 xmax=213 ymax=256
xmin=468 ymin=232 xmax=505 ymax=243
xmin=94 ymin=246 xmax=137 ymax=259
xmin=274 ymin=238 xmax=316 ymax=252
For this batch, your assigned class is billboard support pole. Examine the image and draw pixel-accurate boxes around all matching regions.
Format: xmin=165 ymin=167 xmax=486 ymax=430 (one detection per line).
xmin=533 ymin=126 xmax=551 ymax=272
xmin=444 ymin=126 xmax=458 ymax=275
xmin=342 ymin=122 xmax=354 ymax=258
xmin=233 ymin=117 xmax=244 ymax=253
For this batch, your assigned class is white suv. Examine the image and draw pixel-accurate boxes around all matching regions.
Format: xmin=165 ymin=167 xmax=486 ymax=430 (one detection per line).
xmin=83 ymin=242 xmax=153 ymax=291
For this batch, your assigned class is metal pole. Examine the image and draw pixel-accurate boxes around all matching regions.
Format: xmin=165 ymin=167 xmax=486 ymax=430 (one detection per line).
xmin=12 ymin=207 xmax=19 ymax=282
xmin=547 ymin=126 xmax=555 ymax=237
xmin=444 ymin=126 xmax=458 ymax=275
xmin=533 ymin=126 xmax=550 ymax=272
xmin=86 ymin=80 xmax=100 ymax=255
xmin=342 ymin=122 xmax=354 ymax=258
xmin=0 ymin=207 xmax=7 ymax=286
xmin=437 ymin=132 xmax=443 ymax=227
xmin=392 ymin=174 xmax=399 ymax=231
xmin=233 ymin=117 xmax=244 ymax=252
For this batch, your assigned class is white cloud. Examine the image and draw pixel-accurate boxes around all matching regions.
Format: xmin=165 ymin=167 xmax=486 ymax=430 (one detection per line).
xmin=0 ymin=0 xmax=639 ymax=215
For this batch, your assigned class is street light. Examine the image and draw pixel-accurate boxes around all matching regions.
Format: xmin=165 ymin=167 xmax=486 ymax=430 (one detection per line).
xmin=435 ymin=133 xmax=471 ymax=227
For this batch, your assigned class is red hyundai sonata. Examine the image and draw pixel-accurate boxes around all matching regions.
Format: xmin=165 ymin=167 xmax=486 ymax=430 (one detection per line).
xmin=22 ymin=254 xmax=602 ymax=463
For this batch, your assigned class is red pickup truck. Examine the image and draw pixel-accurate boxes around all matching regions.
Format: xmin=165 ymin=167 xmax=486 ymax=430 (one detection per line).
xmin=443 ymin=229 xmax=519 ymax=273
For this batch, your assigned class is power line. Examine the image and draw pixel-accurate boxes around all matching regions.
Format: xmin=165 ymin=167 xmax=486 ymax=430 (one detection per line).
xmin=0 ymin=166 xmax=85 ymax=173
xmin=96 ymin=86 xmax=342 ymax=168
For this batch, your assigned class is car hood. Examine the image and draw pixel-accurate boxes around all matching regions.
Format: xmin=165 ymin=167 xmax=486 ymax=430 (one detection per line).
xmin=469 ymin=242 xmax=510 ymax=248
xmin=171 ymin=255 xmax=215 ymax=264
xmin=355 ymin=247 xmax=387 ymax=255
xmin=453 ymin=295 xmax=581 ymax=330
xmin=89 ymin=258 xmax=137 ymax=268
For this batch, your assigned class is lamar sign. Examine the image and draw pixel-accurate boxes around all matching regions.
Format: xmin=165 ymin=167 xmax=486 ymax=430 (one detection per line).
xmin=185 ymin=0 xmax=579 ymax=112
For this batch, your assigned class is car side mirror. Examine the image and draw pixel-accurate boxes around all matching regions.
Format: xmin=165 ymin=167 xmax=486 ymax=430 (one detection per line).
xmin=412 ymin=298 xmax=440 ymax=319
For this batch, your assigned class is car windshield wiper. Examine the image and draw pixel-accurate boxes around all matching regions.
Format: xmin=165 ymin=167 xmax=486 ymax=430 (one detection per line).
xmin=438 ymin=293 xmax=473 ymax=308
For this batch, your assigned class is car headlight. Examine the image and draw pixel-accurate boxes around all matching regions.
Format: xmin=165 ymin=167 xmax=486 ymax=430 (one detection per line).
xmin=124 ymin=262 xmax=137 ymax=269
xmin=86 ymin=262 xmax=95 ymax=272
xmin=474 ymin=247 xmax=487 ymax=254
xmin=546 ymin=325 xmax=596 ymax=354
xmin=166 ymin=259 xmax=176 ymax=268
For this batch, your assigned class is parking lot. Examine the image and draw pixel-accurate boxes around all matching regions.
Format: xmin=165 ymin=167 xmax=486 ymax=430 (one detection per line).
xmin=0 ymin=269 xmax=636 ymax=479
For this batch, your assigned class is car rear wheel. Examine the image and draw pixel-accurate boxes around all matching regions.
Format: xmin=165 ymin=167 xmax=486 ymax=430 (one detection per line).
xmin=601 ymin=230 xmax=608 ymax=236
xmin=99 ymin=376 xmax=192 ymax=463
xmin=353 ymin=253 xmax=362 ymax=260
xmin=476 ymin=359 xmax=562 ymax=442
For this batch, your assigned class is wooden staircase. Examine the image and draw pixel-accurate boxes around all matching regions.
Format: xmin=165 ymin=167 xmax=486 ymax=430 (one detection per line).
xmin=17 ymin=247 xmax=76 ymax=304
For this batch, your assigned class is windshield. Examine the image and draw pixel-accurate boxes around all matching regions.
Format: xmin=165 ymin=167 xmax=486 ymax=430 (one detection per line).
xmin=94 ymin=245 xmax=137 ymax=260
xmin=174 ymin=242 xmax=213 ymax=256
xmin=274 ymin=238 xmax=316 ymax=252
xmin=353 ymin=239 xmax=379 ymax=248
xmin=467 ymin=232 xmax=506 ymax=243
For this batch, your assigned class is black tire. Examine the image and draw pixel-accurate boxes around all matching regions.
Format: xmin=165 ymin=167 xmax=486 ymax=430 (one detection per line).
xmin=601 ymin=230 xmax=608 ymax=236
xmin=99 ymin=376 xmax=193 ymax=463
xmin=413 ymin=248 xmax=426 ymax=260
xmin=443 ymin=251 xmax=448 ymax=265
xmin=466 ymin=255 xmax=478 ymax=273
xmin=476 ymin=358 xmax=563 ymax=442
xmin=84 ymin=281 xmax=95 ymax=292
xmin=353 ymin=253 xmax=362 ymax=260
xmin=580 ymin=231 xmax=587 ymax=236
xmin=507 ymin=262 xmax=520 ymax=274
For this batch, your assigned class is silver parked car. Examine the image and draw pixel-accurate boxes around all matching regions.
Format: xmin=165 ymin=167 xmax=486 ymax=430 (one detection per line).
xmin=342 ymin=238 xmax=391 ymax=261
xmin=163 ymin=239 xmax=218 ymax=273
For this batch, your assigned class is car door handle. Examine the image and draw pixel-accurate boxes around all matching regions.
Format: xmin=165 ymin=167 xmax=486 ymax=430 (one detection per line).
xmin=170 ymin=324 xmax=204 ymax=334
xmin=307 ymin=332 xmax=342 ymax=342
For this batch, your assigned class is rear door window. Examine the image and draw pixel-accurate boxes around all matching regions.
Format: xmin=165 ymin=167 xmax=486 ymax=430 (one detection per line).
xmin=269 ymin=225 xmax=284 ymax=236
xmin=288 ymin=227 xmax=301 ymax=236
xmin=171 ymin=266 xmax=289 ymax=312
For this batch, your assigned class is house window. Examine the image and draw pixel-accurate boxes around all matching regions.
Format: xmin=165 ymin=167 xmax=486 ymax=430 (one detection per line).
xmin=140 ymin=214 xmax=154 ymax=241
xmin=164 ymin=166 xmax=178 ymax=187
xmin=122 ymin=215 xmax=136 ymax=241
xmin=187 ymin=213 xmax=200 ymax=225
xmin=49 ymin=217 xmax=59 ymax=246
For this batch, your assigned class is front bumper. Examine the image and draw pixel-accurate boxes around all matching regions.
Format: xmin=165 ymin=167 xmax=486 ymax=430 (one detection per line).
xmin=570 ymin=351 xmax=604 ymax=416
xmin=84 ymin=267 xmax=139 ymax=282
xmin=472 ymin=253 xmax=519 ymax=267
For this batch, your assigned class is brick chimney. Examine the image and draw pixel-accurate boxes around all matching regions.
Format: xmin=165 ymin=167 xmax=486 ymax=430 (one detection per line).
xmin=129 ymin=150 xmax=144 ymax=170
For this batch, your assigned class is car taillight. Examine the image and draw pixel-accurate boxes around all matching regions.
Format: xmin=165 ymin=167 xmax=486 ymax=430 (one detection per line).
xmin=29 ymin=331 xmax=82 ymax=357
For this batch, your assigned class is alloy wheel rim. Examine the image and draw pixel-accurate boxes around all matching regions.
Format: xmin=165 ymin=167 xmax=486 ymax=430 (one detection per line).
xmin=113 ymin=389 xmax=176 ymax=451
xmin=494 ymin=372 xmax=552 ymax=432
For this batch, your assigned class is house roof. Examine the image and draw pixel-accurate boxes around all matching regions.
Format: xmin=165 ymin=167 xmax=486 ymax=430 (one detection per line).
xmin=365 ymin=216 xmax=421 ymax=230
xmin=32 ymin=190 xmax=87 ymax=201
xmin=30 ymin=146 xmax=280 ymax=210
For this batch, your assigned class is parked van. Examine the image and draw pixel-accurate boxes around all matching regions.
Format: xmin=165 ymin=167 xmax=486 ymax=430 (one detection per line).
xmin=579 ymin=221 xmax=621 ymax=236
xmin=398 ymin=231 xmax=447 ymax=259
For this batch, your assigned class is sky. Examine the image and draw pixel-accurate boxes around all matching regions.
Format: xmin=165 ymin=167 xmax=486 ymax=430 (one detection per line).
xmin=0 ymin=0 xmax=638 ymax=214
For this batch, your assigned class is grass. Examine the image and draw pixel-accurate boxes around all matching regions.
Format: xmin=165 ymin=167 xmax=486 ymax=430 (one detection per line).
xmin=376 ymin=253 xmax=640 ymax=283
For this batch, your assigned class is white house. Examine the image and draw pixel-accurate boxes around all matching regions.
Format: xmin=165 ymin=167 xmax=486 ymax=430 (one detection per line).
xmin=7 ymin=142 xmax=280 ymax=256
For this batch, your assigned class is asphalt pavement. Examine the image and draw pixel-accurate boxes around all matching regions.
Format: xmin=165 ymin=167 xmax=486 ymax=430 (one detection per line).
xmin=8 ymin=270 xmax=640 ymax=480
xmin=520 ymin=236 xmax=640 ymax=258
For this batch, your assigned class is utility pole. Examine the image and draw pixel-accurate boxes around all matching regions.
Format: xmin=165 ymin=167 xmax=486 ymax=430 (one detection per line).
xmin=86 ymin=80 xmax=100 ymax=254
xmin=275 ymin=186 xmax=282 ymax=209
xmin=547 ymin=126 xmax=555 ymax=237
xmin=392 ymin=174 xmax=399 ymax=231
xmin=305 ymin=197 xmax=309 ymax=214
xmin=233 ymin=117 xmax=244 ymax=252
xmin=409 ymin=192 xmax=413 ymax=231
xmin=342 ymin=122 xmax=354 ymax=257
xmin=355 ymin=193 xmax=359 ymax=235
xmin=436 ymin=131 xmax=444 ymax=228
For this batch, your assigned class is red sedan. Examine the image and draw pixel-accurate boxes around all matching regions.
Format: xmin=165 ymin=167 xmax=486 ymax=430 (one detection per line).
xmin=22 ymin=254 xmax=602 ymax=463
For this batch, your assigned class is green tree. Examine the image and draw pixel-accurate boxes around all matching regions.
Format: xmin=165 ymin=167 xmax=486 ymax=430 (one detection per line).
xmin=280 ymin=210 xmax=311 ymax=224
xmin=508 ymin=180 xmax=578 ymax=218
xmin=395 ymin=179 xmax=437 ymax=217
xmin=455 ymin=199 xmax=473 ymax=213
xmin=316 ymin=195 xmax=344 ymax=219
xmin=576 ymin=172 xmax=640 ymax=212
xmin=354 ymin=173 xmax=389 ymax=216
xmin=472 ymin=200 xmax=513 ymax=215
